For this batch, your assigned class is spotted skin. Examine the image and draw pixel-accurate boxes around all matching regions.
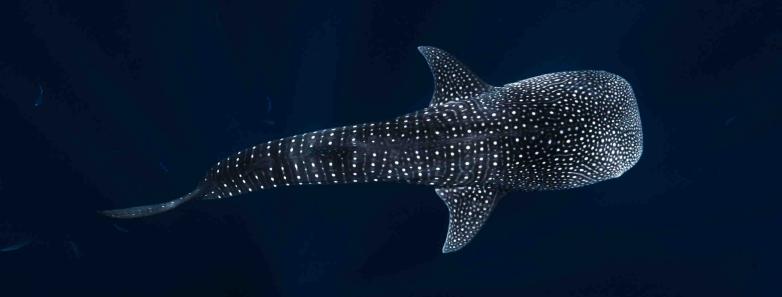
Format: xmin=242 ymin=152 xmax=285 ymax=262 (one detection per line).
xmin=101 ymin=46 xmax=643 ymax=253
xmin=435 ymin=185 xmax=505 ymax=252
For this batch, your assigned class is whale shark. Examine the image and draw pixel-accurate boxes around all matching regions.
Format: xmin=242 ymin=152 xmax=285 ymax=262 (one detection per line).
xmin=101 ymin=46 xmax=643 ymax=253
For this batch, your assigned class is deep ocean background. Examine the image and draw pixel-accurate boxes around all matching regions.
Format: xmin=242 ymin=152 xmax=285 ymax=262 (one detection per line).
xmin=1 ymin=0 xmax=780 ymax=296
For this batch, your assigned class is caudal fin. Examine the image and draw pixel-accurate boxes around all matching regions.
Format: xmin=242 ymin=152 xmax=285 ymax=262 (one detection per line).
xmin=99 ymin=187 xmax=204 ymax=219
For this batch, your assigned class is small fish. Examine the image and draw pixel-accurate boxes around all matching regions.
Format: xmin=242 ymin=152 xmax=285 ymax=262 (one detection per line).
xmin=0 ymin=238 xmax=32 ymax=252
xmin=262 ymin=96 xmax=275 ymax=126
xmin=34 ymin=84 xmax=44 ymax=107
xmin=65 ymin=240 xmax=80 ymax=259
xmin=112 ymin=224 xmax=129 ymax=233
xmin=0 ymin=222 xmax=34 ymax=253
xmin=724 ymin=115 xmax=737 ymax=126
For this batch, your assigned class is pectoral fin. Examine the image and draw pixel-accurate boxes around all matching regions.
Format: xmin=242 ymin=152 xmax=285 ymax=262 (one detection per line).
xmin=435 ymin=185 xmax=507 ymax=253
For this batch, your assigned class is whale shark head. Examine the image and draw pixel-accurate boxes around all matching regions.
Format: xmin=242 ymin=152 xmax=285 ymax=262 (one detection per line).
xmin=560 ymin=71 xmax=643 ymax=182
xmin=497 ymin=70 xmax=643 ymax=188
xmin=596 ymin=72 xmax=643 ymax=179
xmin=573 ymin=71 xmax=642 ymax=181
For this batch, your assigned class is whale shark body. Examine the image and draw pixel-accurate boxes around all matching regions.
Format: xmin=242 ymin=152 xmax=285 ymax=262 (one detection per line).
xmin=101 ymin=46 xmax=643 ymax=253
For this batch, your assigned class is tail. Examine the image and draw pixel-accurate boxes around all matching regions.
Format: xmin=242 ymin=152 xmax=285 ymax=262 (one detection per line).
xmin=98 ymin=186 xmax=205 ymax=219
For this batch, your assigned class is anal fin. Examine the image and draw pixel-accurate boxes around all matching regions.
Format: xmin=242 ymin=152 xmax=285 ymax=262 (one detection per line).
xmin=435 ymin=185 xmax=507 ymax=253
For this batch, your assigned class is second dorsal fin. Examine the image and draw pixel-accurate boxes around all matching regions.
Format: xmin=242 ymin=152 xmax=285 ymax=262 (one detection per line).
xmin=418 ymin=46 xmax=493 ymax=106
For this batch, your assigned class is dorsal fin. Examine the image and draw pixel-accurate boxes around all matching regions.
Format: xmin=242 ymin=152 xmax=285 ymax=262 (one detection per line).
xmin=418 ymin=46 xmax=493 ymax=106
xmin=435 ymin=185 xmax=507 ymax=253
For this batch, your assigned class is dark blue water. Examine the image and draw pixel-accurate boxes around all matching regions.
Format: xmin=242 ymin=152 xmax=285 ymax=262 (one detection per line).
xmin=1 ymin=0 xmax=779 ymax=296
